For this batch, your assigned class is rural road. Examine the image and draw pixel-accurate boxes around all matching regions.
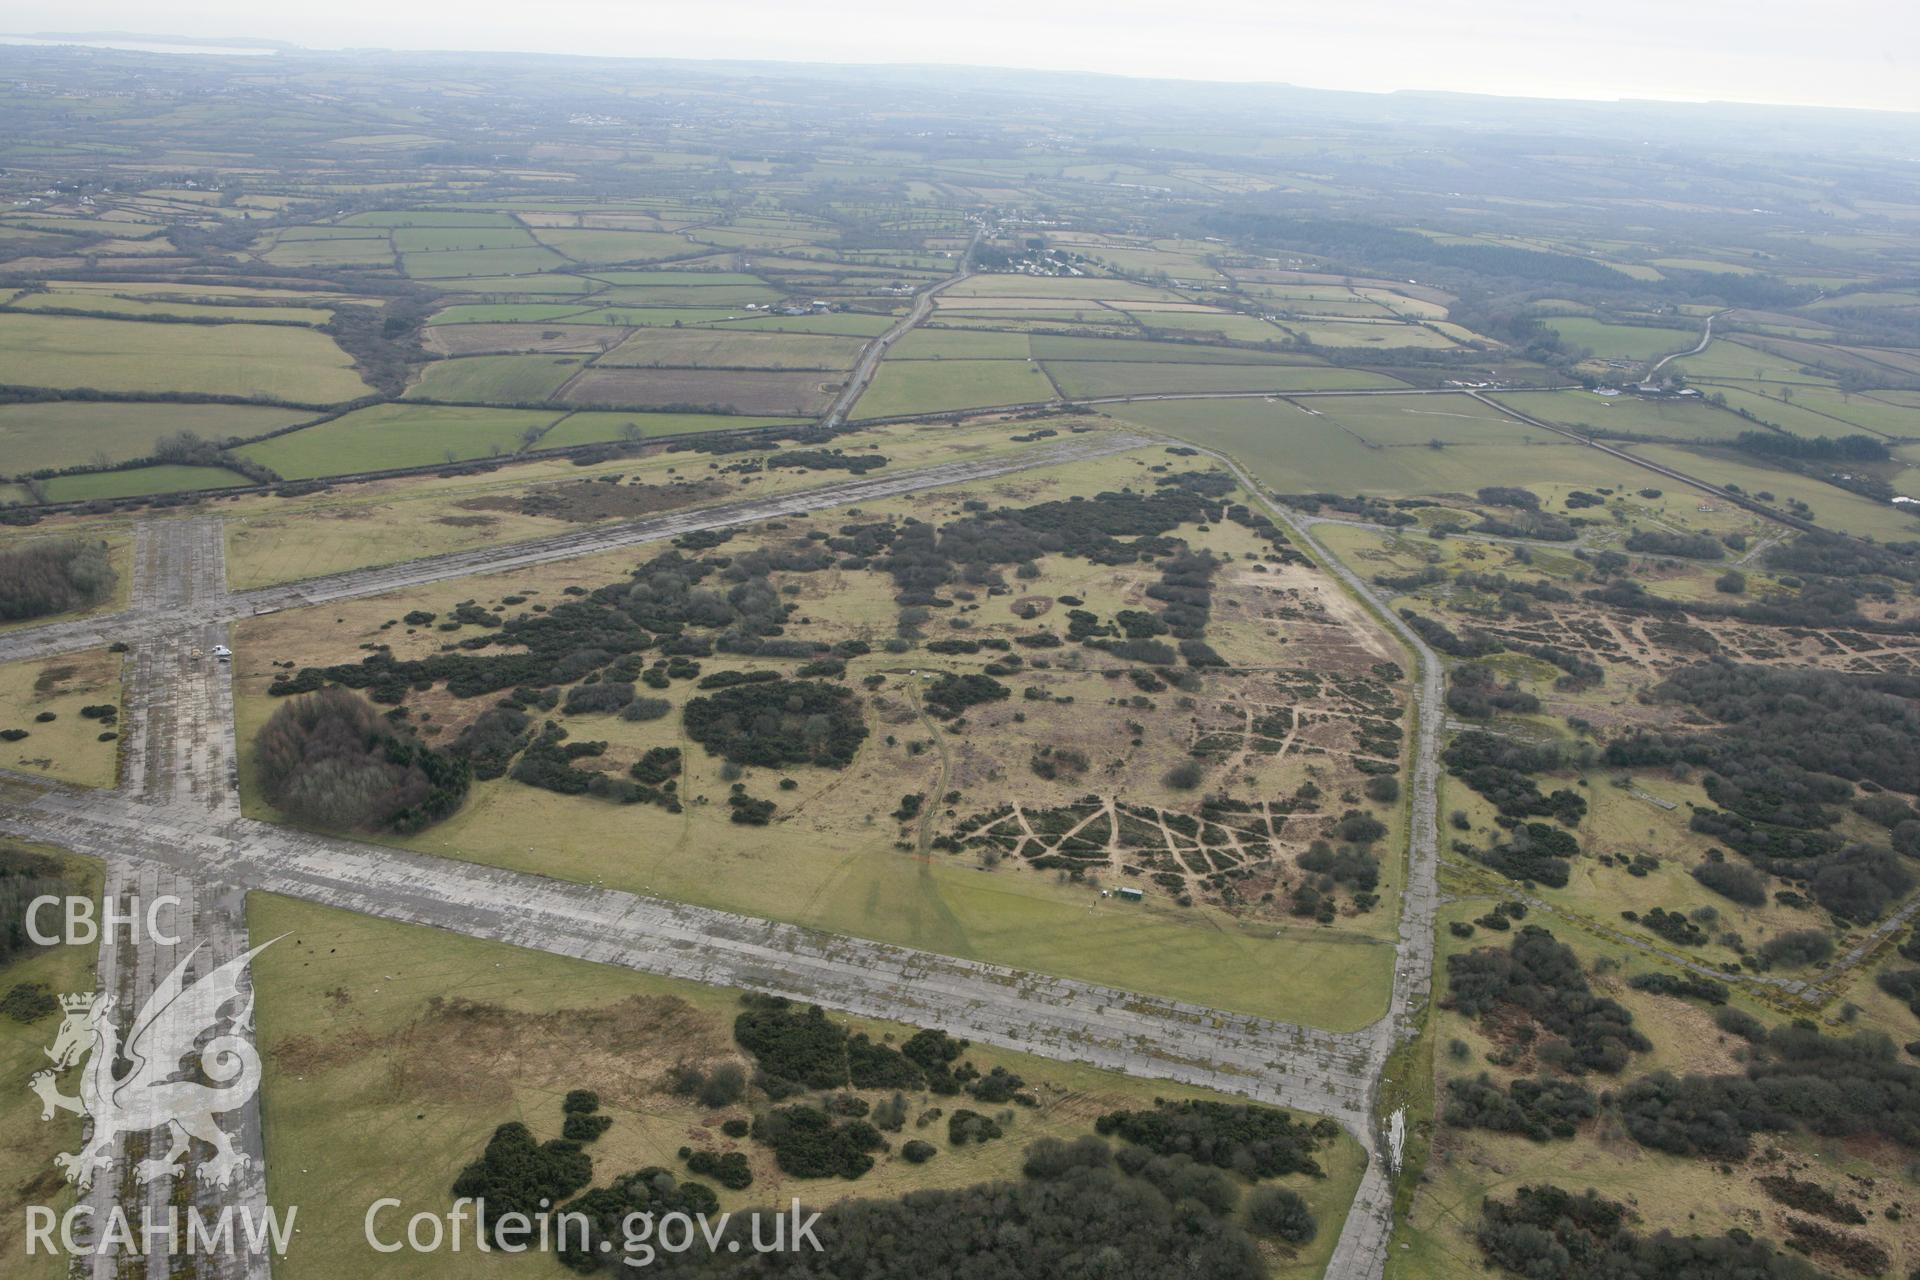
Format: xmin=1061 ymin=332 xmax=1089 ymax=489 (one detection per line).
xmin=1648 ymin=308 xmax=1726 ymax=380
xmin=820 ymin=221 xmax=984 ymax=428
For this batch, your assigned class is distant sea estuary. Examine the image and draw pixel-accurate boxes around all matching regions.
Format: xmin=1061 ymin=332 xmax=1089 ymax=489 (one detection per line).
xmin=0 ymin=36 xmax=279 ymax=56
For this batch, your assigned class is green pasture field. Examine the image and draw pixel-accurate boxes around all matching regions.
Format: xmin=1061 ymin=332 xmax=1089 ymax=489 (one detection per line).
xmin=426 ymin=303 xmax=597 ymax=325
xmin=391 ymin=226 xmax=538 ymax=253
xmin=537 ymin=411 xmax=806 ymax=447
xmin=248 ymin=894 xmax=1366 ymax=1280
xmin=0 ymin=847 xmax=97 ymax=1278
xmin=41 ymin=464 xmax=250 ymax=501
xmin=588 ymin=285 xmax=782 ymax=307
xmin=1695 ymin=381 xmax=1901 ymax=439
xmin=886 ymin=328 xmax=1032 ymax=359
xmin=1674 ymin=337 xmax=1827 ymax=384
xmin=1627 ymin=443 xmax=1920 ymax=540
xmin=1649 ymin=255 xmax=1759 ymax=274
xmin=0 ymin=402 xmax=315 ymax=472
xmin=534 ymin=229 xmax=700 ymax=263
xmin=1128 ymin=310 xmax=1287 ymax=341
xmin=8 ymin=288 xmax=329 ymax=325
xmin=1274 ymin=319 xmax=1459 ymax=350
xmin=402 ymin=247 xmax=571 ymax=280
xmin=599 ymin=328 xmax=865 ymax=369
xmin=237 ymin=405 xmax=563 ymax=479
xmin=1492 ymin=390 xmax=1751 ymax=441
xmin=713 ymin=312 xmax=896 ymax=336
xmin=1546 ymin=316 xmax=1697 ymax=362
xmin=582 ymin=271 xmax=766 ymax=286
xmin=1112 ymin=399 xmax=1643 ymax=496
xmin=403 ymin=354 xmax=582 ymax=403
xmin=1028 ymin=335 xmax=1312 ymax=364
xmin=1786 ymin=387 xmax=1920 ymax=434
xmin=852 ymin=358 xmax=1056 ymax=417
xmin=1045 ymin=362 xmax=1399 ymax=397
xmin=340 ymin=210 xmax=520 ymax=226
xmin=946 ymin=275 xmax=1191 ymax=302
xmin=1303 ymin=394 xmax=1559 ymax=446
xmin=431 ymin=274 xmax=599 ymax=294
xmin=568 ymin=306 xmax=760 ymax=327
xmin=0 ymin=313 xmax=369 ymax=402
xmin=261 ymin=238 xmax=396 ymax=269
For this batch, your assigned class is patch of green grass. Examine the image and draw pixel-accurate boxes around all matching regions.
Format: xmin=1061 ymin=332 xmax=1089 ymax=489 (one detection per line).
xmin=852 ymin=358 xmax=1055 ymax=418
xmin=887 ymin=329 xmax=1032 ymax=359
xmin=41 ymin=465 xmax=250 ymax=501
xmin=0 ymin=847 xmax=99 ymax=1279
xmin=237 ymin=405 xmax=563 ymax=479
xmin=0 ymin=402 xmax=314 ymax=472
xmin=1111 ymin=399 xmax=1643 ymax=496
xmin=403 ymin=355 xmax=582 ymax=404
xmin=1492 ymin=390 xmax=1751 ymax=442
xmin=1629 ymin=443 xmax=1920 ymax=540
xmin=1048 ymin=362 xmax=1399 ymax=397
xmin=599 ymin=328 xmax=865 ymax=370
xmin=426 ymin=304 xmax=597 ymax=326
xmin=402 ymin=247 xmax=570 ymax=280
xmin=1547 ymin=317 xmax=1696 ymax=362
xmin=0 ymin=313 xmax=369 ymax=402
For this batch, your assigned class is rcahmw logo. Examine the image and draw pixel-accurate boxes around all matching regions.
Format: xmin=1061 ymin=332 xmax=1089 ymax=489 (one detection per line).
xmin=22 ymin=936 xmax=296 ymax=1258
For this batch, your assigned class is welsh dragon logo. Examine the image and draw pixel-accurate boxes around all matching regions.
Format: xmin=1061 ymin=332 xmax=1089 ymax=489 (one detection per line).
xmin=29 ymin=939 xmax=276 ymax=1190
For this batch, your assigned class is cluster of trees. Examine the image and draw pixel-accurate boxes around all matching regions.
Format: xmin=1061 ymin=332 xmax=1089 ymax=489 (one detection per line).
xmin=921 ymin=673 xmax=1010 ymax=719
xmin=684 ymin=679 xmax=866 ymax=769
xmin=1624 ymin=529 xmax=1725 ymax=560
xmin=254 ymin=688 xmax=468 ymax=833
xmin=0 ymin=538 xmax=115 ymax=622
xmin=1627 ymin=972 xmax=1728 ymax=1006
xmin=593 ymin=1141 xmax=1276 ymax=1277
xmin=1445 ymin=927 xmax=1648 ymax=1074
xmin=1733 ymin=430 xmax=1890 ymax=462
xmin=1091 ymin=1098 xmax=1332 ymax=1179
xmin=1608 ymin=661 xmax=1920 ymax=921
xmin=731 ymin=996 xmax=985 ymax=1097
xmin=451 ymin=1120 xmax=594 ymax=1249
xmin=1616 ymin=1024 xmax=1920 ymax=1158
xmin=1461 ymin=821 xmax=1577 ymax=888
xmin=1476 ymin=1185 xmax=1822 ymax=1280
xmin=1446 ymin=663 xmax=1540 ymax=720
xmin=750 ymin=1104 xmax=886 ymax=1179
xmin=1444 ymin=1073 xmax=1597 ymax=1142
xmin=0 ymin=845 xmax=70 ymax=968
xmin=765 ymin=448 xmax=887 ymax=475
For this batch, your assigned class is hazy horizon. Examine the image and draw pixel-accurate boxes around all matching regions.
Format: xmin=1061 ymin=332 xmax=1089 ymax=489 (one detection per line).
xmin=4 ymin=0 xmax=1917 ymax=115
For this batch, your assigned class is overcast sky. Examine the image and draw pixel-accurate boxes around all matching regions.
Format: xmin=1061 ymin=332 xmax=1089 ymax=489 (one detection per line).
xmin=7 ymin=0 xmax=1919 ymax=113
